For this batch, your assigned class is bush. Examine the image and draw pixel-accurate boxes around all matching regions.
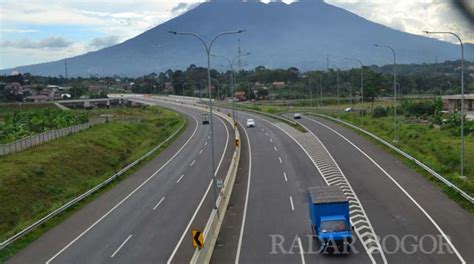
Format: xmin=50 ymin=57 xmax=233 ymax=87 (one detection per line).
xmin=372 ymin=106 xmax=388 ymax=118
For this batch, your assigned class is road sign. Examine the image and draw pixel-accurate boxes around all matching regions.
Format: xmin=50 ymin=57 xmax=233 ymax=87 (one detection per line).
xmin=216 ymin=179 xmax=224 ymax=188
xmin=192 ymin=229 xmax=204 ymax=249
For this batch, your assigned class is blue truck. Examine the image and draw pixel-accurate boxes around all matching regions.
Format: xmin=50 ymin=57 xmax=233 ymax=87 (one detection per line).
xmin=307 ymin=186 xmax=353 ymax=253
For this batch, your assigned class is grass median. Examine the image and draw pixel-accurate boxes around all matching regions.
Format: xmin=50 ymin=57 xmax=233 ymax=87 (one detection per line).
xmin=0 ymin=105 xmax=185 ymax=261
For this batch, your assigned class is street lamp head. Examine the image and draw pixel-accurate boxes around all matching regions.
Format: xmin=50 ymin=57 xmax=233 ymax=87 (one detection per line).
xmin=374 ymin=44 xmax=379 ymax=47
xmin=423 ymin=30 xmax=430 ymax=34
xmin=168 ymin=30 xmax=177 ymax=35
xmin=238 ymin=30 xmax=246 ymax=33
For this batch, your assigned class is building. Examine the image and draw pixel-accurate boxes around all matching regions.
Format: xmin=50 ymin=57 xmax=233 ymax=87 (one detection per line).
xmin=442 ymin=94 xmax=474 ymax=120
xmin=24 ymin=95 xmax=48 ymax=103
xmin=272 ymin=81 xmax=286 ymax=89
xmin=234 ymin=91 xmax=246 ymax=101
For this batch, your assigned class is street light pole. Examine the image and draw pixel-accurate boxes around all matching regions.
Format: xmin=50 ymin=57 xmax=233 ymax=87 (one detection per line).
xmin=168 ymin=30 xmax=245 ymax=209
xmin=374 ymin=44 xmax=397 ymax=142
xmin=424 ymin=31 xmax=465 ymax=178
xmin=345 ymin=57 xmax=364 ymax=126
xmin=212 ymin=52 xmax=251 ymax=125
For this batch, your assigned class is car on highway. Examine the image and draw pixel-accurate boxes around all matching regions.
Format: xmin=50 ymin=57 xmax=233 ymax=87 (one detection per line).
xmin=202 ymin=113 xmax=210 ymax=125
xmin=294 ymin=113 xmax=302 ymax=119
xmin=246 ymin=118 xmax=256 ymax=128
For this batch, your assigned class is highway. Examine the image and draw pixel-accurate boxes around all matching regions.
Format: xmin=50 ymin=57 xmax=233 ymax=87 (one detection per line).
xmin=6 ymin=97 xmax=473 ymax=264
xmin=212 ymin=108 xmax=372 ymax=263
xmin=7 ymin=98 xmax=235 ymax=263
xmin=212 ymin=107 xmax=473 ymax=264
xmin=297 ymin=115 xmax=474 ymax=264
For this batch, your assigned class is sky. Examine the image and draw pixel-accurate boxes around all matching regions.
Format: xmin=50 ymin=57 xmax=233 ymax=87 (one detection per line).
xmin=0 ymin=0 xmax=472 ymax=69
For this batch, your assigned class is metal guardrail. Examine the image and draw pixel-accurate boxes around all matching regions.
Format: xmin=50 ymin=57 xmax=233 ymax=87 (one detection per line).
xmin=310 ymin=113 xmax=474 ymax=204
xmin=0 ymin=119 xmax=186 ymax=251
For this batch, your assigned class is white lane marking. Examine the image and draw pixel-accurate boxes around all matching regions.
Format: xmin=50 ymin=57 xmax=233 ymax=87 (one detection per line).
xmin=110 ymin=234 xmax=132 ymax=258
xmin=261 ymin=128 xmax=264 ymax=132
xmin=283 ymin=172 xmax=288 ymax=182
xmin=270 ymin=138 xmax=273 ymax=143
xmin=199 ymin=149 xmax=203 ymax=155
xmin=176 ymin=174 xmax=184 ymax=184
xmin=168 ymin=115 xmax=230 ymax=263
xmin=204 ymin=141 xmax=208 ymax=146
xmin=274 ymin=146 xmax=278 ymax=152
xmin=46 ymin=115 xmax=200 ymax=264
xmin=243 ymin=112 xmax=380 ymax=263
xmin=235 ymin=120 xmax=253 ymax=264
xmin=280 ymin=121 xmax=381 ymax=264
xmin=265 ymin=132 xmax=269 ymax=136
xmin=208 ymin=135 xmax=210 ymax=139
xmin=306 ymin=117 xmax=467 ymax=264
xmin=190 ymin=159 xmax=196 ymax=167
xmin=278 ymin=157 xmax=282 ymax=163
xmin=289 ymin=196 xmax=295 ymax=211
xmin=297 ymin=236 xmax=306 ymax=264
xmin=153 ymin=197 xmax=166 ymax=210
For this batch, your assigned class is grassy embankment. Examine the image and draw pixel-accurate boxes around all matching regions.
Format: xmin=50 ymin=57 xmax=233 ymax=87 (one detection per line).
xmin=0 ymin=106 xmax=184 ymax=261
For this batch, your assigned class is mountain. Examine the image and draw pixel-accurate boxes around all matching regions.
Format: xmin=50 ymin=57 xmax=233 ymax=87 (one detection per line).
xmin=2 ymin=0 xmax=473 ymax=77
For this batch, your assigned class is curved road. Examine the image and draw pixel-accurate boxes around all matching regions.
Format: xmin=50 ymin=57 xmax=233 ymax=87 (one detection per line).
xmin=7 ymin=98 xmax=235 ymax=264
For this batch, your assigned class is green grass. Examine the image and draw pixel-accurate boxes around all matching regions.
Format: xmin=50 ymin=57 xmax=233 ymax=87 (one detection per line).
xmin=0 ymin=106 xmax=184 ymax=261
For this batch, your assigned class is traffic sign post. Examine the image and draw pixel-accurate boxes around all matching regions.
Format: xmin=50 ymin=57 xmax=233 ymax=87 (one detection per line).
xmin=192 ymin=229 xmax=204 ymax=249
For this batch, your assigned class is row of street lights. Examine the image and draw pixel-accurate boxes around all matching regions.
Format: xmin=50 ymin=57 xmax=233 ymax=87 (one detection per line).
xmin=168 ymin=30 xmax=246 ymax=209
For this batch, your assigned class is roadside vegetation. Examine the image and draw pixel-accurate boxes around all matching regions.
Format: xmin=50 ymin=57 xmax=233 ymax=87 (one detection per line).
xmin=0 ymin=106 xmax=184 ymax=256
xmin=0 ymin=108 xmax=88 ymax=143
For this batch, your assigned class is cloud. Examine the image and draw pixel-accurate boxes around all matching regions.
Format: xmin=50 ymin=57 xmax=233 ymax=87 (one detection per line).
xmin=2 ymin=36 xmax=73 ymax=49
xmin=171 ymin=2 xmax=201 ymax=15
xmin=89 ymin=35 xmax=121 ymax=49
xmin=326 ymin=0 xmax=474 ymax=44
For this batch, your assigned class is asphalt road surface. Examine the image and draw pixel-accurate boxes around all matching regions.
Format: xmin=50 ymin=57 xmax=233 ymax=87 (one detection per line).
xmin=7 ymin=99 xmax=235 ymax=264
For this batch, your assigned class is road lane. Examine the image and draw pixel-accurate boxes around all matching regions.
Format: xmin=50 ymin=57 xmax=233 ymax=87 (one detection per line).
xmin=8 ymin=101 xmax=234 ymax=264
xmin=213 ymin=108 xmax=371 ymax=263
xmin=298 ymin=115 xmax=472 ymax=263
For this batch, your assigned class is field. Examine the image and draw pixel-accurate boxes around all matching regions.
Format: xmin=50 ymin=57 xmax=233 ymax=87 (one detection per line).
xmin=0 ymin=106 xmax=184 ymax=247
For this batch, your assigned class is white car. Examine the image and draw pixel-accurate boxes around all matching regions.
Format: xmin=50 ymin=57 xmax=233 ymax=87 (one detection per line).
xmin=294 ymin=113 xmax=302 ymax=119
xmin=246 ymin=119 xmax=256 ymax=128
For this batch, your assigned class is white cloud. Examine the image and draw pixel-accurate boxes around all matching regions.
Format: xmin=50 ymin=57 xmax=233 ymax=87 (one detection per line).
xmin=2 ymin=36 xmax=74 ymax=49
xmin=89 ymin=35 xmax=121 ymax=49
xmin=325 ymin=0 xmax=473 ymax=44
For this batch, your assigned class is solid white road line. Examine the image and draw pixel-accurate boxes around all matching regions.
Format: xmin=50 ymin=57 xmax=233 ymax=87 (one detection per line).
xmin=176 ymin=174 xmax=184 ymax=184
xmin=278 ymin=157 xmax=282 ymax=163
xmin=274 ymin=146 xmax=278 ymax=152
xmin=306 ymin=117 xmax=466 ymax=264
xmin=283 ymin=172 xmax=288 ymax=182
xmin=199 ymin=149 xmax=203 ymax=155
xmin=110 ymin=234 xmax=132 ymax=258
xmin=46 ymin=115 xmax=200 ymax=264
xmin=167 ymin=116 xmax=230 ymax=264
xmin=190 ymin=160 xmax=196 ymax=167
xmin=289 ymin=196 xmax=295 ymax=211
xmin=235 ymin=120 xmax=252 ymax=264
xmin=297 ymin=237 xmax=306 ymax=264
xmin=153 ymin=197 xmax=166 ymax=210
